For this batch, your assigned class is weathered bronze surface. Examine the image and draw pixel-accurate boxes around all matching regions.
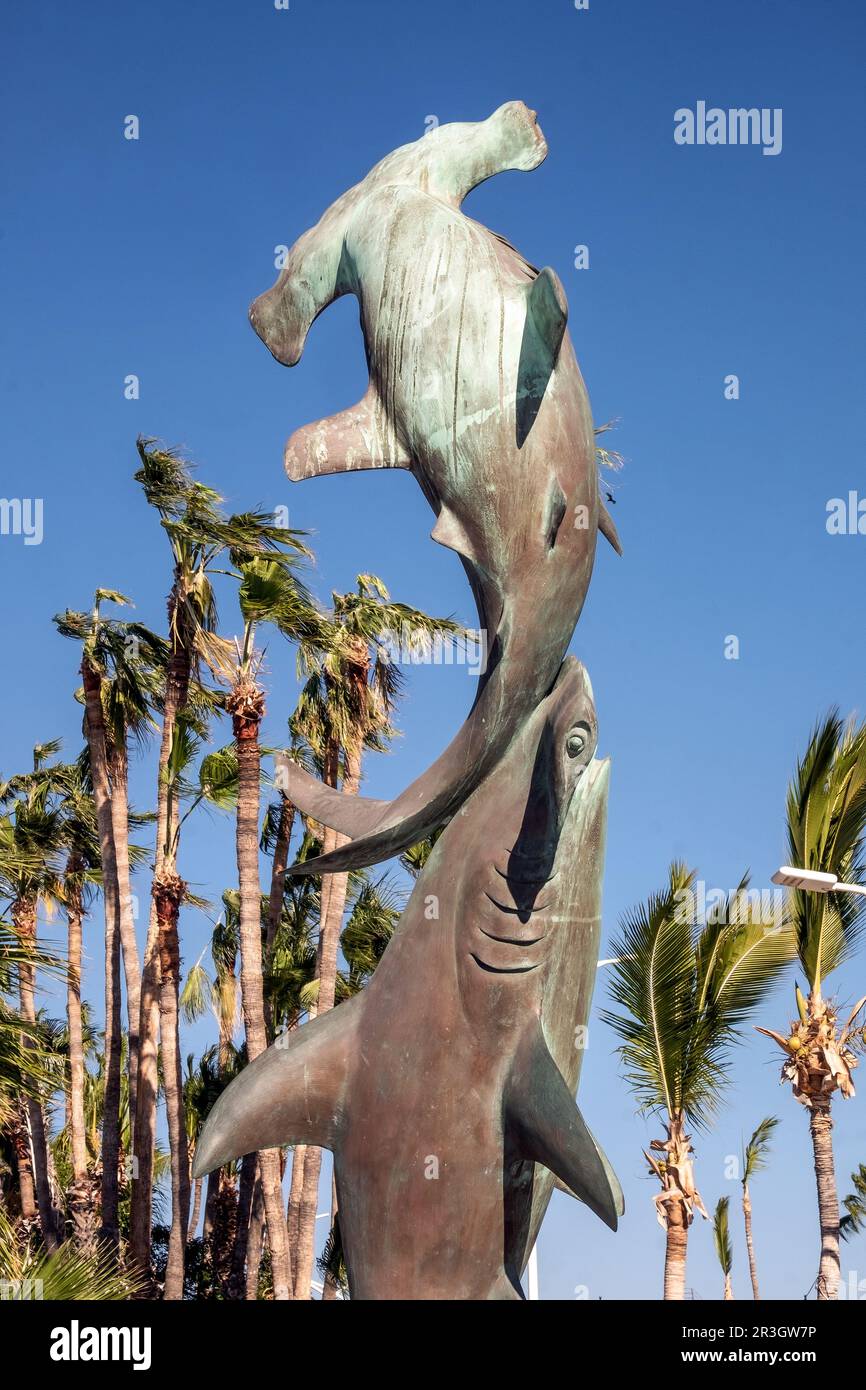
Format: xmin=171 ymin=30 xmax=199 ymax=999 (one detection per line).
xmin=195 ymin=104 xmax=623 ymax=1299
xmin=249 ymin=101 xmax=620 ymax=876
xmin=194 ymin=660 xmax=622 ymax=1298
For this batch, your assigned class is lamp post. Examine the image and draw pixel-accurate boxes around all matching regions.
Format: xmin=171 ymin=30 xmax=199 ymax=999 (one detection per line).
xmin=771 ymin=865 xmax=866 ymax=898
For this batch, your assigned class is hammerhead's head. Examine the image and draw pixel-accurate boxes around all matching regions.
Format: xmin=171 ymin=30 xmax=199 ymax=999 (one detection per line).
xmin=250 ymin=102 xmax=621 ymax=875
xmin=194 ymin=658 xmax=623 ymax=1299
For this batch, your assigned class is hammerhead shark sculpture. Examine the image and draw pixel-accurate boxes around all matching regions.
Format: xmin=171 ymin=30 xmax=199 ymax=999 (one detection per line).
xmin=250 ymin=101 xmax=621 ymax=876
xmin=194 ymin=658 xmax=623 ymax=1298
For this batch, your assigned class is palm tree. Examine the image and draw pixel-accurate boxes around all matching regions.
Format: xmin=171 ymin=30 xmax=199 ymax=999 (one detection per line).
xmin=290 ymin=575 xmax=461 ymax=1298
xmin=130 ymin=439 xmax=225 ymax=1278
xmin=0 ymin=745 xmax=70 ymax=1249
xmin=756 ymin=712 xmax=866 ymax=1299
xmin=740 ymin=1115 xmax=778 ymax=1299
xmin=840 ymin=1164 xmax=866 ymax=1241
xmin=181 ymin=898 xmax=248 ymax=1293
xmin=0 ymin=917 xmax=63 ymax=1228
xmin=181 ymin=1047 xmax=243 ymax=1293
xmin=53 ymin=598 xmax=167 ymax=1147
xmin=206 ymin=551 xmax=316 ymax=1303
xmin=712 ymin=1196 xmax=734 ymax=1299
xmin=0 ymin=1203 xmax=143 ymax=1299
xmin=55 ymin=761 xmax=102 ymax=1249
xmin=131 ymin=437 xmax=311 ymax=1281
xmin=263 ymin=849 xmax=320 ymax=1295
xmin=603 ymin=863 xmax=794 ymax=1300
xmin=153 ymin=729 xmax=237 ymax=1299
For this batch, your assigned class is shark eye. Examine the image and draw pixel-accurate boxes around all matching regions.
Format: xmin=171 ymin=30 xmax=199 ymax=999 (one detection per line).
xmin=566 ymin=729 xmax=587 ymax=759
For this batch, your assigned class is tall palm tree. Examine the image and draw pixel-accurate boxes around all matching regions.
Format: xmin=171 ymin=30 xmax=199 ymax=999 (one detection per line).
xmin=0 ymin=916 xmax=63 ymax=1227
xmin=263 ymin=847 xmax=320 ymax=1294
xmin=712 ymin=1196 xmax=734 ymax=1300
xmin=130 ymin=438 xmax=225 ymax=1279
xmin=0 ymin=745 xmax=70 ymax=1249
xmin=53 ymin=598 xmax=167 ymax=1144
xmin=840 ymin=1164 xmax=866 ymax=1241
xmin=206 ymin=550 xmax=316 ymax=1303
xmin=55 ymin=761 xmax=102 ymax=1249
xmin=131 ymin=437 xmax=311 ymax=1280
xmin=603 ymin=864 xmax=794 ymax=1300
xmin=740 ymin=1115 xmax=778 ymax=1300
xmin=756 ymin=712 xmax=866 ymax=1299
xmin=152 ymin=728 xmax=237 ymax=1299
xmin=291 ymin=575 xmax=461 ymax=1298
xmin=181 ymin=897 xmax=249 ymax=1293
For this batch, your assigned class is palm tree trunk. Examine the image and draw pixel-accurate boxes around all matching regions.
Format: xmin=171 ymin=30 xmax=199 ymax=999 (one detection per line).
xmin=322 ymin=1173 xmax=340 ymax=1299
xmin=155 ymin=881 xmax=190 ymax=1300
xmin=287 ymin=1144 xmax=305 ymax=1293
xmin=742 ymin=1184 xmax=761 ymax=1299
xmin=188 ymin=1176 xmax=203 ymax=1240
xmin=293 ymin=739 xmax=357 ymax=1299
xmin=65 ymin=867 xmax=93 ymax=1247
xmin=203 ymin=1170 xmax=219 ymax=1238
xmin=232 ymin=690 xmax=291 ymax=1302
xmin=663 ymin=1201 xmax=689 ymax=1300
xmin=12 ymin=896 xmax=60 ymax=1250
xmin=108 ymin=745 xmax=142 ymax=1134
xmin=809 ymin=1097 xmax=840 ymax=1299
xmin=81 ymin=657 xmax=123 ymax=1254
xmin=130 ymin=631 xmax=190 ymax=1282
xmin=228 ymin=1151 xmax=258 ymax=1299
xmin=244 ymin=1178 xmax=265 ymax=1300
xmin=12 ymin=1103 xmax=37 ymax=1222
xmin=724 ymin=1273 xmax=734 ymax=1300
xmin=266 ymin=796 xmax=294 ymax=949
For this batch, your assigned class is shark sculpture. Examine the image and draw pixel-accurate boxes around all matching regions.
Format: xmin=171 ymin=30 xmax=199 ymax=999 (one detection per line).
xmin=249 ymin=101 xmax=620 ymax=876
xmin=193 ymin=658 xmax=623 ymax=1299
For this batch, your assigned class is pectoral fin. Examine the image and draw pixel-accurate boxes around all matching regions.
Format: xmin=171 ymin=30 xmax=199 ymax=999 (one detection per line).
xmin=285 ymin=385 xmax=411 ymax=481
xmin=276 ymin=758 xmax=391 ymax=840
xmin=506 ymin=1028 xmax=624 ymax=1231
xmin=192 ymin=994 xmax=364 ymax=1178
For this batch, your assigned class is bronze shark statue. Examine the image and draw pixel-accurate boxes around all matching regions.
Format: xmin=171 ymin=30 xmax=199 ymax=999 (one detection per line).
xmin=250 ymin=102 xmax=621 ymax=876
xmin=193 ymin=658 xmax=623 ymax=1299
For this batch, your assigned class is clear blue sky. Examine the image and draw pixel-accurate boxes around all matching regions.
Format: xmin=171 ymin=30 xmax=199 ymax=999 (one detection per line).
xmin=2 ymin=0 xmax=865 ymax=1299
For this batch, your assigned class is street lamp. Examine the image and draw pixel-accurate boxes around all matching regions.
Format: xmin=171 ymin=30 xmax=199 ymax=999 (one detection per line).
xmin=772 ymin=865 xmax=866 ymax=898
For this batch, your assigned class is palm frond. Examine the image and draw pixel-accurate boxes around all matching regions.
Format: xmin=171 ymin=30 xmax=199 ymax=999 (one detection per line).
xmin=712 ymin=1196 xmax=733 ymax=1276
xmin=742 ymin=1115 xmax=780 ymax=1183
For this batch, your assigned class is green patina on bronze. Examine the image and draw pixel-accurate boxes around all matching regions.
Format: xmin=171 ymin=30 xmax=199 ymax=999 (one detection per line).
xmin=249 ymin=101 xmax=620 ymax=875
xmin=195 ymin=105 xmax=623 ymax=1299
xmin=195 ymin=660 xmax=622 ymax=1298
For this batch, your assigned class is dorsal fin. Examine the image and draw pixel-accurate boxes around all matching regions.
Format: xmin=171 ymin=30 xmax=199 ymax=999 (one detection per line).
xmin=516 ymin=267 xmax=569 ymax=448
xmin=192 ymin=994 xmax=364 ymax=1178
xmin=506 ymin=1025 xmax=623 ymax=1231
xmin=526 ymin=266 xmax=568 ymax=364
